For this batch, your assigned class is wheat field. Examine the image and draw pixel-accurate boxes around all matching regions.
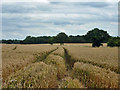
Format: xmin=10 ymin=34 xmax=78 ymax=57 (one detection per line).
xmin=1 ymin=43 xmax=119 ymax=88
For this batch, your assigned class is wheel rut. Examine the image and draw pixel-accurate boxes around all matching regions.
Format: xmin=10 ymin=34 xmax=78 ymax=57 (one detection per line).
xmin=34 ymin=47 xmax=59 ymax=62
xmin=63 ymin=47 xmax=118 ymax=74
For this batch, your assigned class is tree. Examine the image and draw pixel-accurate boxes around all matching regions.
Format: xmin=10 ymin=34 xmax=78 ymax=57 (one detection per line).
xmin=22 ymin=36 xmax=51 ymax=44
xmin=69 ymin=35 xmax=86 ymax=43
xmin=85 ymin=28 xmax=110 ymax=47
xmin=7 ymin=39 xmax=13 ymax=44
xmin=22 ymin=36 xmax=32 ymax=44
xmin=55 ymin=32 xmax=69 ymax=45
xmin=48 ymin=37 xmax=54 ymax=45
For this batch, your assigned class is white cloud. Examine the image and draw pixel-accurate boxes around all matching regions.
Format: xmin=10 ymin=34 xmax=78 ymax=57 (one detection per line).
xmin=2 ymin=0 xmax=50 ymax=3
xmin=2 ymin=0 xmax=118 ymax=3
xmin=2 ymin=1 xmax=118 ymax=39
xmin=50 ymin=0 xmax=118 ymax=2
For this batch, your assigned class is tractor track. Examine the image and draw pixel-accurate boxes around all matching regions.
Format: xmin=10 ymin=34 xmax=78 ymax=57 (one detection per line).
xmin=63 ymin=47 xmax=118 ymax=74
xmin=34 ymin=47 xmax=59 ymax=62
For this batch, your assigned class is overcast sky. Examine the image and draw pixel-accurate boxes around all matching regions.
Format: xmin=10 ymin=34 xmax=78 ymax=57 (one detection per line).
xmin=1 ymin=0 xmax=118 ymax=40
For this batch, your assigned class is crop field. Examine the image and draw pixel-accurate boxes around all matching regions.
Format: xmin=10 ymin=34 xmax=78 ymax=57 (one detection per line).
xmin=2 ymin=44 xmax=119 ymax=88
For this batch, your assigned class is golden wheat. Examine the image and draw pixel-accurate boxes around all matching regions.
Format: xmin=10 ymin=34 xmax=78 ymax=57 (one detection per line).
xmin=72 ymin=62 xmax=118 ymax=88
xmin=2 ymin=44 xmax=58 ymax=81
xmin=2 ymin=44 xmax=118 ymax=88
xmin=52 ymin=46 xmax=64 ymax=57
xmin=3 ymin=62 xmax=58 ymax=88
xmin=59 ymin=77 xmax=84 ymax=88
xmin=45 ymin=54 xmax=66 ymax=79
xmin=64 ymin=45 xmax=118 ymax=73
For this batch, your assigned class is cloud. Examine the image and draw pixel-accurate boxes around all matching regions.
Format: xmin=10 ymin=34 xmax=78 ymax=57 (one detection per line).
xmin=2 ymin=0 xmax=50 ymax=3
xmin=2 ymin=0 xmax=118 ymax=3
xmin=50 ymin=2 xmax=110 ymax=8
xmin=2 ymin=2 xmax=118 ymax=39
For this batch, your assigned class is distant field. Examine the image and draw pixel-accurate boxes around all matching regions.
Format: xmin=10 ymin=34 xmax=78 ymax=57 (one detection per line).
xmin=2 ymin=43 xmax=119 ymax=88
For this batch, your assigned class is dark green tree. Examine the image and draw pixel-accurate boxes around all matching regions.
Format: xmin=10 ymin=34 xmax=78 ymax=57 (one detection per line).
xmin=69 ymin=35 xmax=86 ymax=43
xmin=6 ymin=39 xmax=13 ymax=44
xmin=22 ymin=36 xmax=32 ymax=44
xmin=55 ymin=32 xmax=69 ymax=45
xmin=85 ymin=28 xmax=110 ymax=47
xmin=48 ymin=37 xmax=54 ymax=45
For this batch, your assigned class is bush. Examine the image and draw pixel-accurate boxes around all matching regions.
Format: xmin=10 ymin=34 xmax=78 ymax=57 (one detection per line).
xmin=107 ymin=37 xmax=120 ymax=47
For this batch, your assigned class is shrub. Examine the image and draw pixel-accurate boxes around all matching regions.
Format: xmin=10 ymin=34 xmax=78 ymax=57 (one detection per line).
xmin=107 ymin=37 xmax=120 ymax=47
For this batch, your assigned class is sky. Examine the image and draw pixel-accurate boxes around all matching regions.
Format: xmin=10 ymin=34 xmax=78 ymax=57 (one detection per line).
xmin=1 ymin=0 xmax=118 ymax=40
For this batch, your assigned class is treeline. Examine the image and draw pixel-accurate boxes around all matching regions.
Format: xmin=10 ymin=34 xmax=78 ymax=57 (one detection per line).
xmin=1 ymin=39 xmax=21 ymax=44
xmin=1 ymin=28 xmax=120 ymax=47
xmin=1 ymin=36 xmax=89 ymax=44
